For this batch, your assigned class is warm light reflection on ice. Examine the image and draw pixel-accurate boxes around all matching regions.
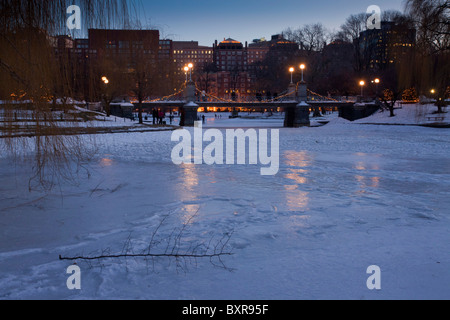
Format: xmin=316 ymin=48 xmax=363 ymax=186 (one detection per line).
xmin=100 ymin=157 xmax=113 ymax=167
xmin=181 ymin=204 xmax=201 ymax=225
xmin=283 ymin=150 xmax=311 ymax=210
xmin=178 ymin=163 xmax=200 ymax=224
xmin=355 ymin=175 xmax=381 ymax=192
xmin=180 ymin=163 xmax=199 ymax=190
xmin=284 ymin=150 xmax=311 ymax=186
xmin=285 ymin=190 xmax=309 ymax=211
xmin=353 ymin=153 xmax=382 ymax=193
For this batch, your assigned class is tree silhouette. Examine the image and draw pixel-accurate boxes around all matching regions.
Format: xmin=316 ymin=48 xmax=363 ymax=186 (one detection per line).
xmin=0 ymin=0 xmax=140 ymax=188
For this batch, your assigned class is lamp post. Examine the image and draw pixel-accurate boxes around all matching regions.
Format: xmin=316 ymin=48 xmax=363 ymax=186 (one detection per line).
xmin=289 ymin=67 xmax=294 ymax=84
xmin=182 ymin=64 xmax=198 ymax=127
xmin=371 ymin=78 xmax=380 ymax=97
xmin=430 ymin=89 xmax=436 ymax=103
xmin=184 ymin=66 xmax=189 ymax=83
xmin=359 ymin=80 xmax=365 ymax=97
xmin=188 ymin=63 xmax=193 ymax=82
xmin=101 ymin=76 xmax=110 ymax=117
xmin=300 ymin=64 xmax=305 ymax=82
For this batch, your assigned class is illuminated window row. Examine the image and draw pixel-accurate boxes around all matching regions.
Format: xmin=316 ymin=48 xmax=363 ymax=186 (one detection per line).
xmin=174 ymin=50 xmax=213 ymax=54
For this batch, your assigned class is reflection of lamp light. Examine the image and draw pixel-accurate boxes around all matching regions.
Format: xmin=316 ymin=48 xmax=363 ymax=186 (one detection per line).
xmin=289 ymin=67 xmax=294 ymax=84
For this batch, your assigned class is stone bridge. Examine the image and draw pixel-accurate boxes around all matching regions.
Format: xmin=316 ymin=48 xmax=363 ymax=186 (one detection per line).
xmin=133 ymin=81 xmax=372 ymax=127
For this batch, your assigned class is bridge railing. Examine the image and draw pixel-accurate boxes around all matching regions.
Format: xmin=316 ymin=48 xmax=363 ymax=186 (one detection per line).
xmin=132 ymin=81 xmax=350 ymax=104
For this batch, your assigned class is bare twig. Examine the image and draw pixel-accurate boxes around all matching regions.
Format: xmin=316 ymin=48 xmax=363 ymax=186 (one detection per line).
xmin=59 ymin=212 xmax=235 ymax=272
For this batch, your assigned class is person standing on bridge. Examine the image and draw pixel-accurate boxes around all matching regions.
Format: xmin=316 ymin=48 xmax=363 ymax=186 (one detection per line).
xmin=152 ymin=109 xmax=158 ymax=125
xmin=159 ymin=110 xmax=165 ymax=125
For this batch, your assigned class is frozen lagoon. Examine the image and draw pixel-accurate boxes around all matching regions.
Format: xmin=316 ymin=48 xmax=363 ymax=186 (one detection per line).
xmin=0 ymin=115 xmax=449 ymax=300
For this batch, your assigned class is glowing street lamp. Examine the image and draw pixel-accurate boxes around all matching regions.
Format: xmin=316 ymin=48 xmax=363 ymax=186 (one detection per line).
xmin=188 ymin=63 xmax=194 ymax=81
xmin=430 ymin=89 xmax=437 ymax=101
xmin=371 ymin=78 xmax=380 ymax=96
xmin=102 ymin=76 xmax=109 ymax=84
xmin=359 ymin=80 xmax=365 ymax=97
xmin=184 ymin=66 xmax=189 ymax=83
xmin=289 ymin=67 xmax=295 ymax=84
xmin=300 ymin=64 xmax=306 ymax=82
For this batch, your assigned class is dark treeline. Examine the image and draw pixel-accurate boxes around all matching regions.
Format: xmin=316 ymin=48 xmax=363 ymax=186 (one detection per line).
xmin=0 ymin=0 xmax=141 ymax=188
xmin=250 ymin=0 xmax=448 ymax=105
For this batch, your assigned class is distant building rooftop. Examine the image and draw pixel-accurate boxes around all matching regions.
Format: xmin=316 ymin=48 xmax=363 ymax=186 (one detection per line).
xmin=220 ymin=38 xmax=241 ymax=45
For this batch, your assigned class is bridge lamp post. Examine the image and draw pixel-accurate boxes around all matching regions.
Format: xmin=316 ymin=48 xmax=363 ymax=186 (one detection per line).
xmin=374 ymin=78 xmax=380 ymax=96
xmin=184 ymin=66 xmax=189 ymax=83
xmin=188 ymin=63 xmax=194 ymax=82
xmin=359 ymin=80 xmax=365 ymax=97
xmin=289 ymin=67 xmax=295 ymax=84
xmin=101 ymin=76 xmax=110 ymax=117
xmin=300 ymin=64 xmax=305 ymax=82
xmin=371 ymin=78 xmax=380 ymax=96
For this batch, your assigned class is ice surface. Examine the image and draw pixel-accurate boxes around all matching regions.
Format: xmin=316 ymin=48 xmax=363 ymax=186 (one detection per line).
xmin=0 ymin=107 xmax=449 ymax=300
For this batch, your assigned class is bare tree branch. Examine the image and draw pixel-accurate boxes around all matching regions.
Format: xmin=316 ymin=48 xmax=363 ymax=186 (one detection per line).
xmin=58 ymin=212 xmax=235 ymax=272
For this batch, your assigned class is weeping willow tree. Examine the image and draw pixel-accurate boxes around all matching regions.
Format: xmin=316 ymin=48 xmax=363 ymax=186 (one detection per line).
xmin=0 ymin=0 xmax=142 ymax=189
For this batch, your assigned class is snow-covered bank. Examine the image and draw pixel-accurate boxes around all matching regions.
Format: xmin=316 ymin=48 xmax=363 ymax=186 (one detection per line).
xmin=0 ymin=111 xmax=175 ymax=138
xmin=350 ymin=103 xmax=449 ymax=126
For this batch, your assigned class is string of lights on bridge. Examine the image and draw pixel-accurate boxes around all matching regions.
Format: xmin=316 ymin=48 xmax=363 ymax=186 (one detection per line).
xmin=137 ymin=83 xmax=339 ymax=104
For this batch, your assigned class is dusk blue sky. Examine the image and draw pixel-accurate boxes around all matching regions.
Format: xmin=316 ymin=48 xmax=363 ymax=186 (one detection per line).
xmin=137 ymin=0 xmax=405 ymax=45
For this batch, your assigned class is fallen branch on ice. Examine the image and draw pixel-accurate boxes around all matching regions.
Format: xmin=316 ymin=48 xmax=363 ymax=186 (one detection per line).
xmin=59 ymin=212 xmax=235 ymax=272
